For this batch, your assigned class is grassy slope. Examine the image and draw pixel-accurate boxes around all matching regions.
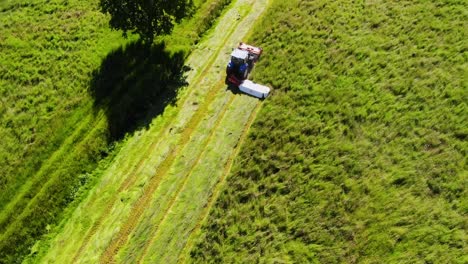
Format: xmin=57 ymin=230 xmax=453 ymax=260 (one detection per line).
xmin=0 ymin=0 xmax=122 ymax=207
xmin=0 ymin=1 xmax=125 ymax=262
xmin=190 ymin=0 xmax=467 ymax=263
xmin=0 ymin=0 xmax=232 ymax=262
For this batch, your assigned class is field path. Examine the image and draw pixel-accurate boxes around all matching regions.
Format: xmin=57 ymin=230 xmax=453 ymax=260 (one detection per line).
xmin=99 ymin=83 xmax=234 ymax=263
xmin=132 ymin=92 xmax=237 ymax=263
xmin=37 ymin=0 xmax=269 ymax=263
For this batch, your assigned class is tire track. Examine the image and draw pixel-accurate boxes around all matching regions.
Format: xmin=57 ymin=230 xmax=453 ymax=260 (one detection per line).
xmin=134 ymin=93 xmax=236 ymax=264
xmin=99 ymin=79 xmax=226 ymax=263
xmin=176 ymin=101 xmax=262 ymax=264
xmin=71 ymin=122 xmax=168 ymax=263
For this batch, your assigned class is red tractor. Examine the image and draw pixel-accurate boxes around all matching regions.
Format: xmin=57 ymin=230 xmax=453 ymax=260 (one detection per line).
xmin=225 ymin=42 xmax=263 ymax=87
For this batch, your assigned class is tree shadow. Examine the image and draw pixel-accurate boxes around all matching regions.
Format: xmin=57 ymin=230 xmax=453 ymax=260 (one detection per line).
xmin=89 ymin=40 xmax=188 ymax=141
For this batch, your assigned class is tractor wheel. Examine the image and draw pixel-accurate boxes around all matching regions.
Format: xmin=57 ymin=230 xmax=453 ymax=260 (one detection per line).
xmin=243 ymin=69 xmax=248 ymax=79
xmin=248 ymin=61 xmax=254 ymax=73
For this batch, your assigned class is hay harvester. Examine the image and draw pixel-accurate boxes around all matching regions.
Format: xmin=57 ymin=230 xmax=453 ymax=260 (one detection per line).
xmin=226 ymin=42 xmax=270 ymax=99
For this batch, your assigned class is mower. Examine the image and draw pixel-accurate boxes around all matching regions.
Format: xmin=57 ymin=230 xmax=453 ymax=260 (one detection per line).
xmin=226 ymin=42 xmax=270 ymax=99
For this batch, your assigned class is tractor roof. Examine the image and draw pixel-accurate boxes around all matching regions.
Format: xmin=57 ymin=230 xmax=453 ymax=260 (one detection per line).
xmin=231 ymin=48 xmax=249 ymax=60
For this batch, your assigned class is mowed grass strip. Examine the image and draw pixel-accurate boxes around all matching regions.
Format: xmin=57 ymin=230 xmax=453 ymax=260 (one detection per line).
xmin=98 ymin=78 xmax=231 ymax=262
xmin=116 ymin=0 xmax=271 ymax=261
xmin=115 ymin=84 xmax=235 ymax=263
xmin=68 ymin=1 xmax=243 ymax=256
xmin=111 ymin=1 xmax=270 ymax=262
xmin=33 ymin=0 xmax=265 ymax=262
xmin=177 ymin=100 xmax=262 ymax=264
xmin=76 ymin=6 xmax=247 ymax=262
xmin=69 ymin=110 xmax=175 ymax=264
xmin=139 ymin=96 xmax=260 ymax=264
xmin=190 ymin=0 xmax=467 ymax=263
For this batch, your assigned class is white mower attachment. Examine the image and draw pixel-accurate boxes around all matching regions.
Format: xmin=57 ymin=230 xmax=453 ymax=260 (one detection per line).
xmin=239 ymin=80 xmax=270 ymax=99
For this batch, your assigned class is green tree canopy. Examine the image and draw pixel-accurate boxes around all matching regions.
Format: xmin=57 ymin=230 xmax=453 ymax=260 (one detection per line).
xmin=100 ymin=0 xmax=194 ymax=43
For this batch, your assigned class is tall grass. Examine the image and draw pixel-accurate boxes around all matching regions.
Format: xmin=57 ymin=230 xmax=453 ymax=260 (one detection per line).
xmin=0 ymin=0 xmax=122 ymax=211
xmin=190 ymin=0 xmax=467 ymax=262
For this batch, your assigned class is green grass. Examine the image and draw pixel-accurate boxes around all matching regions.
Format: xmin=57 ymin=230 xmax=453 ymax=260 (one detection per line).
xmin=24 ymin=0 xmax=271 ymax=262
xmin=190 ymin=0 xmax=467 ymax=263
xmin=0 ymin=1 xmax=125 ymax=261
xmin=3 ymin=0 xmax=466 ymax=262
xmin=0 ymin=0 xmax=234 ymax=262
xmin=0 ymin=0 xmax=122 ymax=213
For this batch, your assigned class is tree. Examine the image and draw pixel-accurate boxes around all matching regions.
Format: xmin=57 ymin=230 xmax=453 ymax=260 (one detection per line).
xmin=99 ymin=0 xmax=194 ymax=43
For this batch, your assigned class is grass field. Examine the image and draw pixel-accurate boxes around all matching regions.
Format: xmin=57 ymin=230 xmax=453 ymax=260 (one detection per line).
xmin=0 ymin=0 xmax=235 ymax=262
xmin=190 ymin=0 xmax=467 ymax=263
xmin=2 ymin=0 xmax=466 ymax=262
xmin=20 ymin=0 xmax=270 ymax=263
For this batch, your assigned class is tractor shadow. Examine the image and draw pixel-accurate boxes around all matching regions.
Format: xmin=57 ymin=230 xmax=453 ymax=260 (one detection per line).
xmin=89 ymin=40 xmax=188 ymax=141
xmin=225 ymin=82 xmax=267 ymax=101
xmin=225 ymin=83 xmax=242 ymax=95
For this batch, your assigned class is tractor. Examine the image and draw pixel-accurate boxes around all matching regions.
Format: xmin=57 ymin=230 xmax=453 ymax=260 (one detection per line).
xmin=226 ymin=42 xmax=262 ymax=86
xmin=225 ymin=42 xmax=270 ymax=98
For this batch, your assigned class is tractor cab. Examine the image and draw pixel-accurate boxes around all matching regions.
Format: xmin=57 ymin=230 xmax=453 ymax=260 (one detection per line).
xmin=230 ymin=48 xmax=249 ymax=65
xmin=227 ymin=49 xmax=249 ymax=81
